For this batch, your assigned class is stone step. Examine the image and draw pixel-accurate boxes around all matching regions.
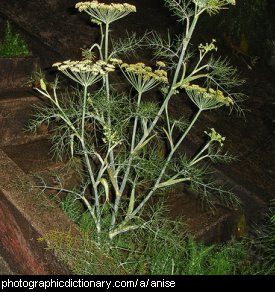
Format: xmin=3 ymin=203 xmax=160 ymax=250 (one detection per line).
xmin=2 ymin=139 xmax=241 ymax=244
xmin=2 ymin=139 xmax=78 ymax=191
xmin=165 ymin=192 xmax=241 ymax=244
xmin=0 ymin=0 xmax=95 ymax=67
xmin=2 ymin=139 xmax=60 ymax=174
xmin=0 ymin=88 xmax=48 ymax=146
xmin=0 ymin=147 xmax=75 ymax=274
xmin=0 ymin=56 xmax=39 ymax=89
xmin=0 ymin=140 xmax=119 ymax=275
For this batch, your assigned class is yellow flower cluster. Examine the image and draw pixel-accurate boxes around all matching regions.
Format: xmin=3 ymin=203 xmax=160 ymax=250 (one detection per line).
xmin=102 ymin=124 xmax=121 ymax=145
xmin=205 ymin=128 xmax=226 ymax=147
xmin=195 ymin=0 xmax=235 ymax=15
xmin=227 ymin=0 xmax=236 ymax=5
xmin=121 ymin=62 xmax=168 ymax=83
xmin=184 ymin=84 xmax=233 ymax=106
xmin=205 ymin=0 xmax=236 ymax=5
xmin=156 ymin=61 xmax=166 ymax=68
xmin=53 ymin=59 xmax=115 ymax=75
xmin=198 ymin=39 xmax=217 ymax=54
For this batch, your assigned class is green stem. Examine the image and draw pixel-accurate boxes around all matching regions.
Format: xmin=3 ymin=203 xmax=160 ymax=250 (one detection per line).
xmin=81 ymin=85 xmax=88 ymax=141
xmin=134 ymin=15 xmax=199 ymax=152
xmin=110 ymin=91 xmax=143 ymax=232
xmin=38 ymin=87 xmax=102 ymax=235
xmin=81 ymin=196 xmax=99 ymax=234
xmin=165 ymin=103 xmax=171 ymax=139
xmin=131 ymin=91 xmax=143 ymax=150
xmin=80 ymin=86 xmax=101 ymax=233
xmin=110 ymin=14 xmax=202 ymax=234
xmin=99 ymin=23 xmax=104 ymax=60
xmin=103 ymin=22 xmax=118 ymax=188
xmin=189 ymin=154 xmax=209 ymax=166
xmin=120 ymin=109 xmax=202 ymax=228
xmin=103 ymin=21 xmax=121 ymax=231
xmin=105 ymin=22 xmax=109 ymax=61
xmin=189 ymin=141 xmax=210 ymax=166
xmin=81 ymin=142 xmax=101 ymax=233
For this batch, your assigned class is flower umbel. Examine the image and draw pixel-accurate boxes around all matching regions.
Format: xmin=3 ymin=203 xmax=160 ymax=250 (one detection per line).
xmin=102 ymin=124 xmax=122 ymax=145
xmin=156 ymin=61 xmax=167 ymax=68
xmin=52 ymin=59 xmax=115 ymax=87
xmin=193 ymin=0 xmax=236 ymax=15
xmin=120 ymin=62 xmax=168 ymax=93
xmin=75 ymin=1 xmax=136 ymax=24
xmin=205 ymin=128 xmax=226 ymax=147
xmin=198 ymin=39 xmax=217 ymax=54
xmin=183 ymin=84 xmax=233 ymax=110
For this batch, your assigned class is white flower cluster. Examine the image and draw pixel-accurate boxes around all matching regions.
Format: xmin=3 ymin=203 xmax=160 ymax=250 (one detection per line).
xmin=52 ymin=59 xmax=115 ymax=86
xmin=75 ymin=1 xmax=136 ymax=24
xmin=53 ymin=59 xmax=115 ymax=74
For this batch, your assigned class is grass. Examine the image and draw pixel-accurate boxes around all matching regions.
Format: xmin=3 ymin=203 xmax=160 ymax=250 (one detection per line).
xmin=250 ymin=201 xmax=275 ymax=274
xmin=30 ymin=159 xmax=273 ymax=275
xmin=0 ymin=21 xmax=29 ymax=57
xmin=39 ymin=194 xmax=258 ymax=275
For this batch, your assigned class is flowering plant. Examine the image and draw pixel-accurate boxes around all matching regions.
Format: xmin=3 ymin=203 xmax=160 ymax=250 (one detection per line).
xmin=31 ymin=0 xmax=243 ymax=242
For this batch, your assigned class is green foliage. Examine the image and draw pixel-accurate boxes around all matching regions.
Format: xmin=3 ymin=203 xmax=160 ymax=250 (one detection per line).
xmin=51 ymin=194 xmax=275 ymax=275
xmin=38 ymin=230 xmax=122 ymax=275
xmin=60 ymin=193 xmax=83 ymax=222
xmin=0 ymin=21 xmax=29 ymax=57
xmin=48 ymin=197 xmax=249 ymax=275
xmin=179 ymin=157 xmax=239 ymax=210
xmin=252 ymin=201 xmax=275 ymax=274
xmin=147 ymin=31 xmax=184 ymax=70
xmin=110 ymin=32 xmax=146 ymax=59
xmin=182 ymin=237 xmax=247 ymax=275
xmin=25 ymin=67 xmax=46 ymax=88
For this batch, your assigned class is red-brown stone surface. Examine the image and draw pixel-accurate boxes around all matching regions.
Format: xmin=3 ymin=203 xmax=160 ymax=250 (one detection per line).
xmin=0 ymin=57 xmax=39 ymax=89
xmin=0 ymin=89 xmax=47 ymax=146
xmin=0 ymin=192 xmax=51 ymax=275
xmin=0 ymin=148 xmax=76 ymax=274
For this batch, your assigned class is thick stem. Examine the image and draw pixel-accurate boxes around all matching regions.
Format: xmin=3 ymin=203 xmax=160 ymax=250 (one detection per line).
xmin=81 ymin=85 xmax=88 ymax=141
xmin=103 ymin=22 xmax=121 ymax=231
xmin=104 ymin=22 xmax=109 ymax=62
xmin=80 ymin=86 xmax=102 ymax=230
xmin=103 ymin=22 xmax=118 ymax=191
xmin=134 ymin=16 xmax=199 ymax=152
xmin=131 ymin=91 xmax=143 ymax=150
xmin=81 ymin=196 xmax=100 ymax=234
